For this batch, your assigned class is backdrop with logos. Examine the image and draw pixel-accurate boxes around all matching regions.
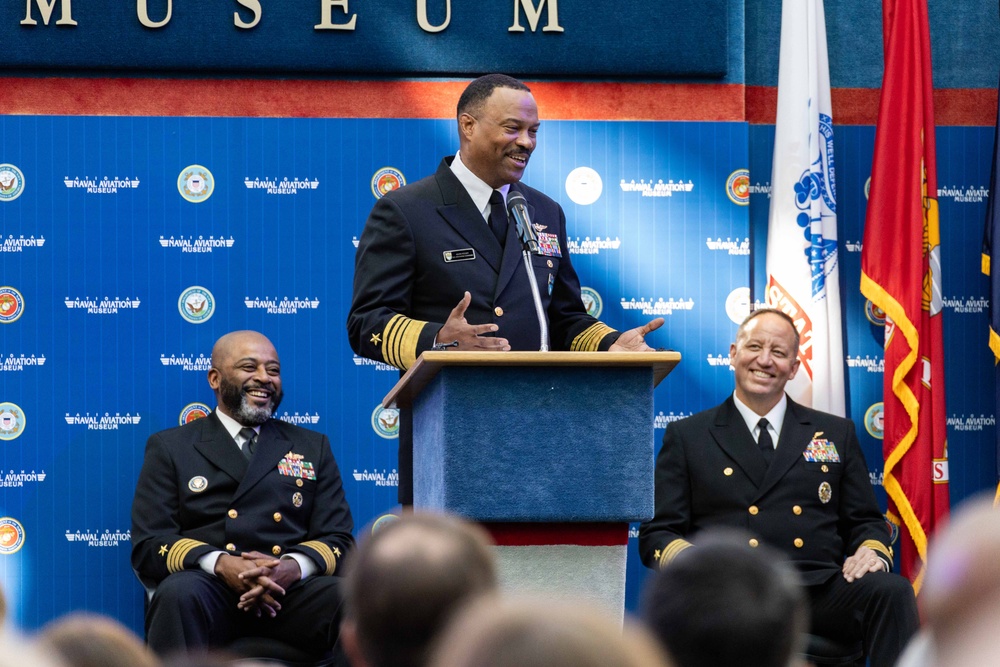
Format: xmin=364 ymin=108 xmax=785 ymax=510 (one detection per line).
xmin=0 ymin=115 xmax=995 ymax=633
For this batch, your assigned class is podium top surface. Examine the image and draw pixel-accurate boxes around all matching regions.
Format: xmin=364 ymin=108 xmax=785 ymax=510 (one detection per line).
xmin=382 ymin=350 xmax=681 ymax=408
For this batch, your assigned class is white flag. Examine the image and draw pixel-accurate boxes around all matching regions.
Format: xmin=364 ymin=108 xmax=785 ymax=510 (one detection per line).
xmin=765 ymin=0 xmax=845 ymax=416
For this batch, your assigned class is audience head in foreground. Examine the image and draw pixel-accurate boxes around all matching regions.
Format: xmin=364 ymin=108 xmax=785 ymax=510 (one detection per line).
xmin=429 ymin=595 xmax=674 ymax=667
xmin=905 ymin=493 xmax=1000 ymax=667
xmin=642 ymin=529 xmax=808 ymax=667
xmin=38 ymin=613 xmax=160 ymax=667
xmin=341 ymin=511 xmax=498 ymax=667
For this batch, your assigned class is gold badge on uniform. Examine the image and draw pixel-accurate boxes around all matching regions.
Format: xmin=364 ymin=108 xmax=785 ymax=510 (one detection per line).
xmin=188 ymin=476 xmax=208 ymax=493
xmin=818 ymin=481 xmax=832 ymax=504
xmin=292 ymin=492 xmax=303 ymax=508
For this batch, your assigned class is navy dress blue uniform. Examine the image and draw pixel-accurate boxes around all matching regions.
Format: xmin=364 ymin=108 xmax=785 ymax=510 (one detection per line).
xmin=348 ymin=157 xmax=620 ymax=502
xmin=131 ymin=411 xmax=354 ymax=655
xmin=638 ymin=396 xmax=918 ymax=667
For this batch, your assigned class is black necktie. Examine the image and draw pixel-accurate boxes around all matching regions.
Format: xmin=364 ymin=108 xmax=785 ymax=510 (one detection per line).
xmin=238 ymin=427 xmax=257 ymax=460
xmin=757 ymin=418 xmax=774 ymax=466
xmin=488 ymin=190 xmax=508 ymax=247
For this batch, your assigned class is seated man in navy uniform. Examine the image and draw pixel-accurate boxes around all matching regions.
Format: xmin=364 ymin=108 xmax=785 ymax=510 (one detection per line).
xmin=131 ymin=330 xmax=355 ymax=657
xmin=638 ymin=308 xmax=919 ymax=667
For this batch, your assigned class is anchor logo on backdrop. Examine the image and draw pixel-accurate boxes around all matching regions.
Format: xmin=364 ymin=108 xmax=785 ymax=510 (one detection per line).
xmin=178 ymin=165 xmax=214 ymax=203
xmin=0 ymin=164 xmax=25 ymax=202
xmin=179 ymin=286 xmax=215 ymax=324
xmin=0 ymin=403 xmax=25 ymax=441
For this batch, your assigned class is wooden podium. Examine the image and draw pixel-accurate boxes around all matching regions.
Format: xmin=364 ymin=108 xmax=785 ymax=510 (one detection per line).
xmin=383 ymin=351 xmax=680 ymax=617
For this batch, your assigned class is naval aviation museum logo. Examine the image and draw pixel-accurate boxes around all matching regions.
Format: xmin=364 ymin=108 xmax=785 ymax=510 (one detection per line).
xmin=654 ymin=411 xmax=693 ymax=429
xmin=0 ymin=287 xmax=24 ymax=323
xmin=706 ymin=237 xmax=750 ymax=256
xmin=0 ymin=403 xmax=25 ymax=441
xmin=278 ymin=412 xmax=321 ymax=426
xmin=1 ymin=469 xmax=46 ymax=489
xmin=64 ymin=528 xmax=130 ymax=547
xmin=371 ymin=403 xmax=399 ymax=439
xmin=567 ymin=237 xmax=622 ymax=255
xmin=620 ymin=178 xmax=694 ymax=198
xmin=0 ymin=354 xmax=46 ymax=372
xmin=244 ymin=296 xmax=320 ymax=315
xmin=620 ymin=296 xmax=695 ymax=316
xmin=1 ymin=236 xmax=46 ymax=253
xmin=180 ymin=402 xmax=211 ymax=425
xmin=65 ymin=297 xmax=141 ymax=315
xmin=178 ymin=165 xmax=214 ymax=203
xmin=371 ymin=167 xmax=405 ymax=199
xmin=65 ymin=412 xmax=142 ymax=430
xmin=580 ymin=287 xmax=603 ymax=318
xmin=179 ymin=287 xmax=215 ymax=324
xmin=64 ymin=176 xmax=140 ymax=194
xmin=0 ymin=517 xmax=26 ymax=554
xmin=160 ymin=235 xmax=235 ymax=253
xmin=353 ymin=469 xmax=399 ymax=488
xmin=160 ymin=353 xmax=212 ymax=372
xmin=244 ymin=177 xmax=320 ymax=195
xmin=0 ymin=164 xmax=25 ymax=202
xmin=726 ymin=169 xmax=750 ymax=205
xmin=353 ymin=355 xmax=396 ymax=372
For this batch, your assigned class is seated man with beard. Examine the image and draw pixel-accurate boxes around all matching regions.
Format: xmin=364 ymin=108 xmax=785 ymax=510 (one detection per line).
xmin=131 ymin=330 xmax=355 ymax=658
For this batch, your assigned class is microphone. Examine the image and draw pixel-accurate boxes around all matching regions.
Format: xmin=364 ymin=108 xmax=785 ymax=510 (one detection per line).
xmin=505 ymin=190 xmax=549 ymax=350
xmin=506 ymin=191 xmax=540 ymax=253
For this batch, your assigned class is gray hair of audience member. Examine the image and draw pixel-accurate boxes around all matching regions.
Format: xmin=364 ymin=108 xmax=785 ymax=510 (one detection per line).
xmin=37 ymin=612 xmax=160 ymax=667
xmin=428 ymin=594 xmax=675 ymax=667
xmin=341 ymin=511 xmax=498 ymax=667
xmin=641 ymin=529 xmax=808 ymax=667
xmin=917 ymin=493 xmax=1000 ymax=667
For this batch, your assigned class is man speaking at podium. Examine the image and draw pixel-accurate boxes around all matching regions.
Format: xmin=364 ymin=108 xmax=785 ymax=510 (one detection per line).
xmin=348 ymin=73 xmax=662 ymax=504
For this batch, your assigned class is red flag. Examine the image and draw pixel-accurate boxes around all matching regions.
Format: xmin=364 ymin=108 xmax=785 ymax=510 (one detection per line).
xmin=860 ymin=0 xmax=949 ymax=590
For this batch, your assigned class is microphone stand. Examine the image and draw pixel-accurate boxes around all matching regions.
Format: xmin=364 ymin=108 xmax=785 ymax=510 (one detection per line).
xmin=521 ymin=250 xmax=550 ymax=351
xmin=509 ymin=201 xmax=550 ymax=351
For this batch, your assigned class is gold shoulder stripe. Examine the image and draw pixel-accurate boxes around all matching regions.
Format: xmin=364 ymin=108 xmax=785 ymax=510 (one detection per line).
xmin=166 ymin=538 xmax=208 ymax=573
xmin=383 ymin=314 xmax=428 ymax=370
xmin=861 ymin=539 xmax=893 ymax=562
xmin=659 ymin=538 xmax=693 ymax=568
xmin=300 ymin=540 xmax=339 ymax=575
xmin=570 ymin=322 xmax=617 ymax=351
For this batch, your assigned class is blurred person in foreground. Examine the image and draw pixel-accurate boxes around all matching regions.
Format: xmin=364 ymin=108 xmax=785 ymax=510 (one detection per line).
xmin=642 ymin=529 xmax=808 ymax=667
xmin=38 ymin=612 xmax=160 ymax=667
xmin=639 ymin=308 xmax=918 ymax=666
xmin=341 ymin=511 xmax=498 ymax=667
xmin=428 ymin=595 xmax=674 ymax=667
xmin=897 ymin=493 xmax=1000 ymax=667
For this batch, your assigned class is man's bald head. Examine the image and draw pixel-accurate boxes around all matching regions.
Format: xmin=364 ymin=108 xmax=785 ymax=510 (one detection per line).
xmin=342 ymin=512 xmax=497 ymax=667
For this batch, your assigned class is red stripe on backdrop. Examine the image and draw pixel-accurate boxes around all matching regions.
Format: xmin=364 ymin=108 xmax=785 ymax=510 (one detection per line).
xmin=0 ymin=78 xmax=745 ymax=121
xmin=747 ymin=85 xmax=998 ymax=126
xmin=483 ymin=523 xmax=629 ymax=547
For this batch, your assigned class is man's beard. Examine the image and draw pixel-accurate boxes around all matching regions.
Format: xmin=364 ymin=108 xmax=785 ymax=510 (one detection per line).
xmin=219 ymin=376 xmax=283 ymax=426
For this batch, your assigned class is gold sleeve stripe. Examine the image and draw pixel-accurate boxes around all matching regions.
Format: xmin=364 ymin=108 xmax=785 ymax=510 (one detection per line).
xmin=383 ymin=314 xmax=428 ymax=370
xmin=570 ymin=322 xmax=617 ymax=351
xmin=659 ymin=538 xmax=693 ymax=568
xmin=861 ymin=539 xmax=893 ymax=562
xmin=166 ymin=538 xmax=208 ymax=573
xmin=301 ymin=541 xmax=339 ymax=575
